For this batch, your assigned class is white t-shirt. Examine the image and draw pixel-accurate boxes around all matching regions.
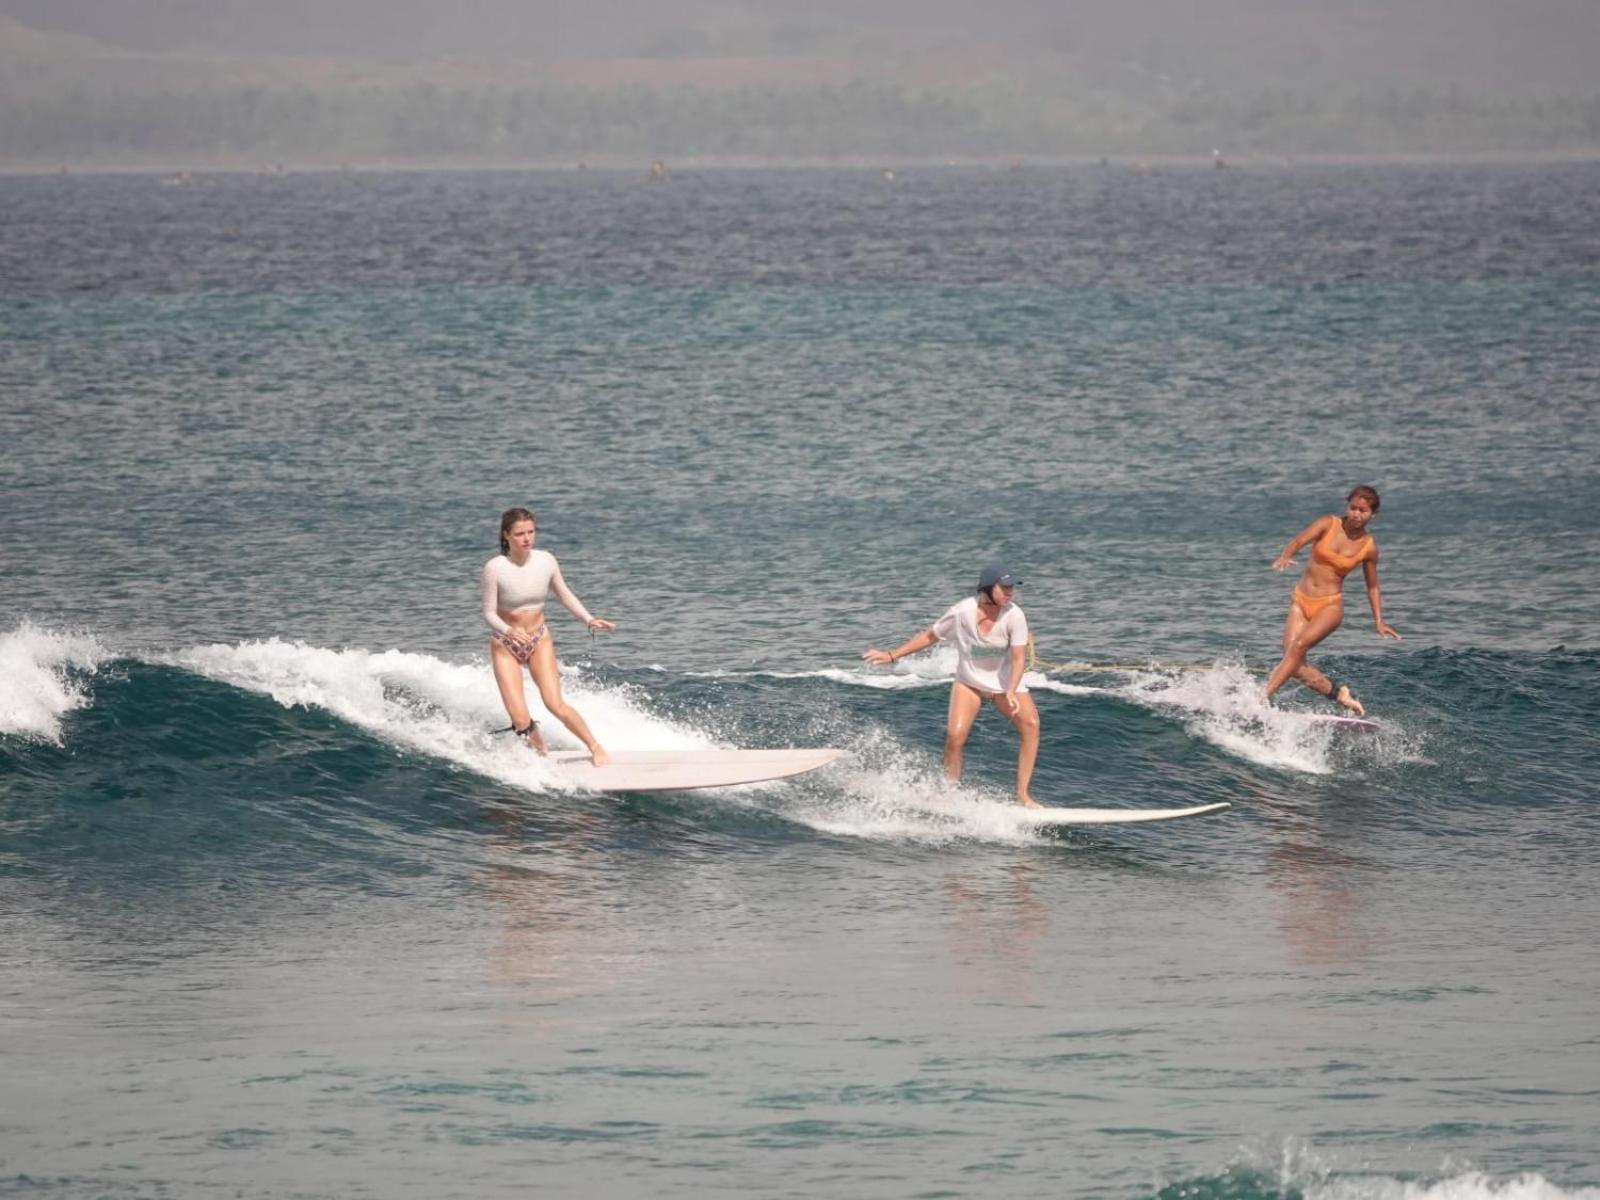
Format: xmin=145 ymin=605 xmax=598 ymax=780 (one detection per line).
xmin=932 ymin=595 xmax=1030 ymax=694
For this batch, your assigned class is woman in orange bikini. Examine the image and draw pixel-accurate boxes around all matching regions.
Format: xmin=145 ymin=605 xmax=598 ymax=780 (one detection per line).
xmin=1263 ymin=485 xmax=1402 ymax=716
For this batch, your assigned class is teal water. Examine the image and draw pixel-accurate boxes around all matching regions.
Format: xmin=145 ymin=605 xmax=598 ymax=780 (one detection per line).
xmin=2 ymin=164 xmax=1599 ymax=1199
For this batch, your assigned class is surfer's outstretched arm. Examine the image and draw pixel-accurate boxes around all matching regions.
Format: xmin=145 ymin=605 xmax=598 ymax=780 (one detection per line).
xmin=862 ymin=628 xmax=936 ymax=666
xmin=549 ymin=558 xmax=616 ymax=632
xmin=1362 ymin=554 xmax=1401 ymax=640
xmin=1272 ymin=515 xmax=1333 ymax=571
xmin=1264 ymin=487 xmax=1386 ymax=716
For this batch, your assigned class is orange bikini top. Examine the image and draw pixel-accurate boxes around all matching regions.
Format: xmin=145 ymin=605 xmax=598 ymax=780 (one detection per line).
xmin=1311 ymin=517 xmax=1372 ymax=576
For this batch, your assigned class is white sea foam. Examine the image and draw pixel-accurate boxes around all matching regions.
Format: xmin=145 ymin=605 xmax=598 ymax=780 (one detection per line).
xmin=691 ymin=654 xmax=1364 ymax=774
xmin=703 ymin=643 xmax=1090 ymax=698
xmin=165 ymin=638 xmax=718 ymax=796
xmin=10 ymin=615 xmax=1406 ymax=820
xmin=786 ymin=666 xmax=948 ymax=690
xmin=1220 ymin=1138 xmax=1600 ymax=1200
xmin=688 ymin=644 xmax=962 ymax=690
xmin=0 ymin=621 xmax=108 ymax=743
xmin=7 ymin=633 xmax=1222 ymax=845
xmin=159 ymin=638 xmax=1068 ymax=844
xmin=1311 ymin=1173 xmax=1600 ymax=1200
xmin=774 ymin=725 xmax=1048 ymax=847
xmin=1114 ymin=661 xmax=1340 ymax=775
xmin=1024 ymin=676 xmax=1114 ymax=698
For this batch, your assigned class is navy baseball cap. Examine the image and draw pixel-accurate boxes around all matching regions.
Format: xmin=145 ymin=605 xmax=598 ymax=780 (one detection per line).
xmin=978 ymin=562 xmax=1023 ymax=590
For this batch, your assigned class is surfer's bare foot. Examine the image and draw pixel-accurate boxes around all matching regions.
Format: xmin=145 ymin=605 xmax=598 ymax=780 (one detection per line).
xmin=589 ymin=744 xmax=610 ymax=767
xmin=1017 ymin=794 xmax=1042 ymax=809
xmin=1334 ymin=686 xmax=1365 ymax=717
xmin=519 ymin=727 xmax=547 ymax=756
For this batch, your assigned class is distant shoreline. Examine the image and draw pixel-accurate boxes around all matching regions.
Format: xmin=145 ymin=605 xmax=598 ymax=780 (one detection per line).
xmin=5 ymin=148 xmax=1599 ymax=177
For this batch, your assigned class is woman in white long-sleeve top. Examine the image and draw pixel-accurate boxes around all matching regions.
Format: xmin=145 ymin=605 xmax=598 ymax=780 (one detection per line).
xmin=483 ymin=507 xmax=615 ymax=763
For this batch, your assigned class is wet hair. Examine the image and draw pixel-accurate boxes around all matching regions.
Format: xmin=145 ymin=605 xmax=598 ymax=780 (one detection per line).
xmin=1347 ymin=485 xmax=1380 ymax=514
xmin=499 ymin=507 xmax=536 ymax=555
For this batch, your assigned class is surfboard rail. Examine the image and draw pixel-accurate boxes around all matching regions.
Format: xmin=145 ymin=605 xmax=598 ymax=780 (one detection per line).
xmin=1295 ymin=712 xmax=1381 ymax=732
xmin=1011 ymin=800 xmax=1232 ymax=826
xmin=548 ymin=747 xmax=843 ymax=793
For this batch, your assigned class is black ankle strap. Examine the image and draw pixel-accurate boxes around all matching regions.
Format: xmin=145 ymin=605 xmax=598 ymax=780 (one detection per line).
xmin=496 ymin=720 xmax=542 ymax=736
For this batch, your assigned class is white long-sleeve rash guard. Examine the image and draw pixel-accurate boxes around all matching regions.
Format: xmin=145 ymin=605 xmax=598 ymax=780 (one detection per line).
xmin=481 ymin=549 xmax=595 ymax=635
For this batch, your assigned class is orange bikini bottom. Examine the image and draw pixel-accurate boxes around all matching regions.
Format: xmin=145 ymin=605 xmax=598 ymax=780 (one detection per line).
xmin=1292 ymin=587 xmax=1342 ymax=621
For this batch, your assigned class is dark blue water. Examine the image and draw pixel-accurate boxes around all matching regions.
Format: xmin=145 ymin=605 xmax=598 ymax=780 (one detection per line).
xmin=2 ymin=163 xmax=1598 ymax=1199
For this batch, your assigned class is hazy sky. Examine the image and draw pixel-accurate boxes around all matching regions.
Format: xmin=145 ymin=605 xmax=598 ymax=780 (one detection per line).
xmin=3 ymin=0 xmax=1598 ymax=94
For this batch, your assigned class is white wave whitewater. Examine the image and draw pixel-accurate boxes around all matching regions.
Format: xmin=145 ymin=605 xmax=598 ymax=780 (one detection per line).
xmin=162 ymin=635 xmax=1057 ymax=846
xmin=166 ymin=637 xmax=717 ymax=796
xmin=1310 ymin=1172 xmax=1600 ymax=1200
xmin=0 ymin=621 xmax=108 ymax=743
xmin=695 ymin=650 xmax=1419 ymax=777
xmin=0 ymin=623 xmax=1396 ymax=843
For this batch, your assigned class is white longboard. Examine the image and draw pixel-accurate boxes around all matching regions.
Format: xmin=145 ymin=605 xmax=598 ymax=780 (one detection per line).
xmin=549 ymin=748 xmax=843 ymax=793
xmin=1010 ymin=800 xmax=1232 ymax=826
xmin=1295 ymin=712 xmax=1382 ymax=733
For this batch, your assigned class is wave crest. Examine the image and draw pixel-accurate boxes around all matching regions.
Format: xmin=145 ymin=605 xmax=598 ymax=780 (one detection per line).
xmin=0 ymin=621 xmax=109 ymax=743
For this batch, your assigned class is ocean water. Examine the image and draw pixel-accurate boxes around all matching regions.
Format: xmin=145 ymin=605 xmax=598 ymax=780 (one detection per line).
xmin=2 ymin=162 xmax=1599 ymax=1199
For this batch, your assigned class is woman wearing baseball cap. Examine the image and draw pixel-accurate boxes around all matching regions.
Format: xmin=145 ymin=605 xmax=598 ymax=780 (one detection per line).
xmin=862 ymin=562 xmax=1041 ymax=807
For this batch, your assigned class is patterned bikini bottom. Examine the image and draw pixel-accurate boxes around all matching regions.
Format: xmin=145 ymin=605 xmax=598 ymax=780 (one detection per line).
xmin=492 ymin=625 xmax=547 ymax=664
